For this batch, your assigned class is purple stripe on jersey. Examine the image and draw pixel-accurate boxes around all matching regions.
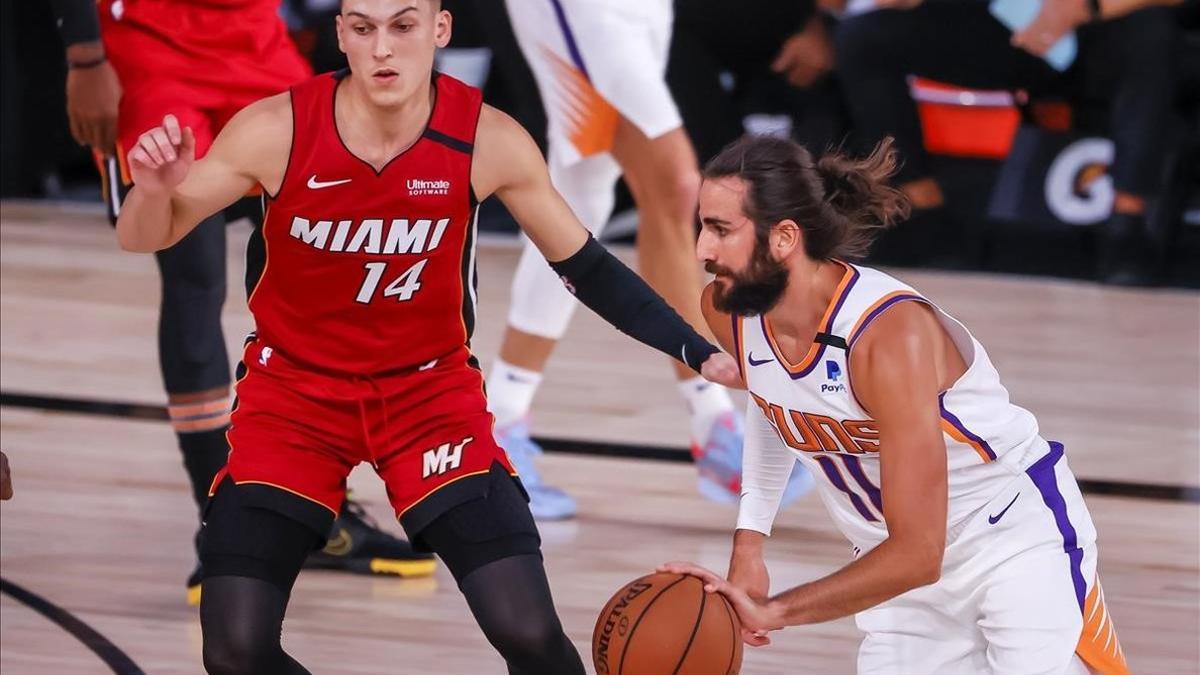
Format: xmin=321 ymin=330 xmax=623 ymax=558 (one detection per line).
xmin=838 ymin=454 xmax=883 ymax=513
xmin=938 ymin=392 xmax=998 ymax=461
xmin=847 ymin=294 xmax=927 ymax=349
xmin=825 ymin=265 xmax=861 ymax=333
xmin=761 ymin=265 xmax=861 ymax=380
xmin=815 ymin=456 xmax=879 ymax=522
xmin=795 ymin=266 xmax=861 ymax=378
xmin=843 ymin=294 xmax=929 ymax=412
xmin=547 ymin=0 xmax=590 ymax=79
xmin=1027 ymin=441 xmax=1086 ymax=612
xmin=731 ymin=313 xmax=744 ymax=380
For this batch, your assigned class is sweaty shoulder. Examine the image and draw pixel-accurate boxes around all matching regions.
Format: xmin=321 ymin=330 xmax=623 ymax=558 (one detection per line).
xmin=470 ymin=103 xmax=547 ymax=202
xmin=701 ymin=282 xmax=736 ymax=355
xmin=209 ymin=91 xmax=293 ymax=196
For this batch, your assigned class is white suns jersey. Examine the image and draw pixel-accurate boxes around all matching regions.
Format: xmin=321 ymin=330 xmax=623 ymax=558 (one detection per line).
xmin=734 ymin=262 xmax=1050 ymax=554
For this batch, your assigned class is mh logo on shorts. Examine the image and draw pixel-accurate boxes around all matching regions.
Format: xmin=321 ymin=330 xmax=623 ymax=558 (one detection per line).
xmin=422 ymin=437 xmax=473 ymax=478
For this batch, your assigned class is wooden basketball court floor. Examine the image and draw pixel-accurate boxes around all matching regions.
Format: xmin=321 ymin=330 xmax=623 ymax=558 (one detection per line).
xmin=0 ymin=202 xmax=1197 ymax=674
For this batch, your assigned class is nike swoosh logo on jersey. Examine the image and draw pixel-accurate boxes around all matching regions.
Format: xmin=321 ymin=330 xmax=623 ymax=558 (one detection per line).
xmin=747 ymin=352 xmax=774 ymax=367
xmin=988 ymin=493 xmax=1021 ymax=524
xmin=307 ymin=175 xmax=352 ymax=189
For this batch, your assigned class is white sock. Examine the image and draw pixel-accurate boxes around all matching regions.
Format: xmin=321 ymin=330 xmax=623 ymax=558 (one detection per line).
xmin=487 ymin=359 xmax=545 ymax=429
xmin=678 ymin=376 xmax=734 ymax=443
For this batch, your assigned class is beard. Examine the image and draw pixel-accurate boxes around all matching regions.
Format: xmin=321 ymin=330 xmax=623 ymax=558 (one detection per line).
xmin=706 ymin=243 xmax=789 ymax=316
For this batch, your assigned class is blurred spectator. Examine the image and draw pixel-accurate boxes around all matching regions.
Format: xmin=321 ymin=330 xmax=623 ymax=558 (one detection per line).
xmin=668 ymin=0 xmax=847 ymax=165
xmin=836 ymin=0 xmax=1184 ymax=284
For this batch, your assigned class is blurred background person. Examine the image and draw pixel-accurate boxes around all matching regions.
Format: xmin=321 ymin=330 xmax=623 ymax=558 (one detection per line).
xmin=834 ymin=0 xmax=1185 ymax=284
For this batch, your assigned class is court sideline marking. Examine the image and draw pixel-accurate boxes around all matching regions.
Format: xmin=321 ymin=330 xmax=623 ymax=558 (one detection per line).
xmin=2 ymin=391 xmax=1197 ymax=504
xmin=0 ymin=577 xmax=146 ymax=675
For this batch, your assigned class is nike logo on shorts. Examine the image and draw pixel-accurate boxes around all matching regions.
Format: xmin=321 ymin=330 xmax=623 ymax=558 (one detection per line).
xmin=307 ymin=175 xmax=352 ymax=189
xmin=747 ymin=352 xmax=774 ymax=367
xmin=988 ymin=493 xmax=1020 ymax=524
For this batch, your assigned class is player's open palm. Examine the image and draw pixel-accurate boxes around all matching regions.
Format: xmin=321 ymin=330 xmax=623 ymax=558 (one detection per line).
xmin=127 ymin=114 xmax=196 ymax=194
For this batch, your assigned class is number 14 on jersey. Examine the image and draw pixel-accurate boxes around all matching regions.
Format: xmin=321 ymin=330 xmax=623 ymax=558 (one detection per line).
xmin=356 ymin=260 xmax=427 ymax=304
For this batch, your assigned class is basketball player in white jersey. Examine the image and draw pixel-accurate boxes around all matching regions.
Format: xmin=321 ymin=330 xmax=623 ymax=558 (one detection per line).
xmin=661 ymin=135 xmax=1129 ymax=674
xmin=491 ymin=0 xmax=812 ymax=518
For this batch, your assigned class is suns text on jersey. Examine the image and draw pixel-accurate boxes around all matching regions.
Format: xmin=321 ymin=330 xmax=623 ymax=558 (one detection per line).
xmin=751 ymin=392 xmax=880 ymax=455
xmin=288 ymin=216 xmax=452 ymax=255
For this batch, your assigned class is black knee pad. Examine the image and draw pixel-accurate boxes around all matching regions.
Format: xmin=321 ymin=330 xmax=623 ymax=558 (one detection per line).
xmin=199 ymin=477 xmax=325 ymax=594
xmin=155 ymin=213 xmax=230 ymax=393
xmin=415 ymin=463 xmax=542 ymax=585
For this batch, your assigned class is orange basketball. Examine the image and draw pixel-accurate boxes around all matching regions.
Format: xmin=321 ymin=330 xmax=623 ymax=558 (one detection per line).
xmin=592 ymin=572 xmax=743 ymax=675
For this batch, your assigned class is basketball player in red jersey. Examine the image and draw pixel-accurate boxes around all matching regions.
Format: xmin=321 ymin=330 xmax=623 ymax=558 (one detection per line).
xmin=51 ymin=0 xmax=433 ymax=604
xmin=116 ymin=0 xmax=737 ymax=671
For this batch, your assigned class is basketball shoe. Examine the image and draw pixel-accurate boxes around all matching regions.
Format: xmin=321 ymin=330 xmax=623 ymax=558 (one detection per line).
xmin=186 ymin=496 xmax=435 ymax=605
xmin=691 ymin=411 xmax=814 ymax=505
xmin=493 ymin=418 xmax=578 ymax=521
xmin=303 ymin=498 xmax=437 ymax=576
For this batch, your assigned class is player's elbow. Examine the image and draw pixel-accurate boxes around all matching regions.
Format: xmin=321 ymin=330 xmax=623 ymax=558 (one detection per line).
xmin=890 ymin=534 xmax=944 ymax=589
xmin=116 ymin=226 xmax=158 ymax=253
xmin=912 ymin=558 xmax=942 ymax=587
xmin=115 ymin=226 xmax=144 ymax=252
xmin=116 ymin=215 xmax=177 ymax=253
xmin=906 ymin=540 xmax=944 ymax=588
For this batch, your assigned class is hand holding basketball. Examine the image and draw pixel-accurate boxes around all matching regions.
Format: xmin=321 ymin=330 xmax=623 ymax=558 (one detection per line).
xmin=701 ymin=353 xmax=741 ymax=389
xmin=127 ymin=114 xmax=196 ymax=194
xmin=657 ymin=561 xmax=784 ymax=647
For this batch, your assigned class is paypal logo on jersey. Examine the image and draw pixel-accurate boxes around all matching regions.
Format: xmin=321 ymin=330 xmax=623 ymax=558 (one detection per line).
xmin=821 ymin=359 xmax=847 ymax=394
xmin=826 ymin=360 xmax=841 ymax=381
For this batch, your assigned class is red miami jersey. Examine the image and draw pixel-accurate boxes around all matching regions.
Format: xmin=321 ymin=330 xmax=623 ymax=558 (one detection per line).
xmin=249 ymin=70 xmax=484 ymax=375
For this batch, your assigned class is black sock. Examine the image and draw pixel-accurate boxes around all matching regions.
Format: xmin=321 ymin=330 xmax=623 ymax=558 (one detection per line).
xmin=179 ymin=426 xmax=230 ymax=515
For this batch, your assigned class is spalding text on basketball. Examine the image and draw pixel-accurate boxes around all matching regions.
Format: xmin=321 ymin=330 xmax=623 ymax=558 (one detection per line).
xmin=594 ymin=581 xmax=653 ymax=674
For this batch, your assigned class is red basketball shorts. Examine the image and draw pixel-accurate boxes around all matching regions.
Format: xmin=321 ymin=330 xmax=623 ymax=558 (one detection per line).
xmin=97 ymin=0 xmax=312 ymax=191
xmin=212 ymin=337 xmax=522 ymax=537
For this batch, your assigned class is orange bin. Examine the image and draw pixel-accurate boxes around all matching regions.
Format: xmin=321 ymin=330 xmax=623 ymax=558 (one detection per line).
xmin=912 ymin=77 xmax=1021 ymax=160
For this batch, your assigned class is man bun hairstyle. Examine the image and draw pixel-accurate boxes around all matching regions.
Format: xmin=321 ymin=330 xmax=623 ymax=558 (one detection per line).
xmin=703 ymin=135 xmax=911 ymax=261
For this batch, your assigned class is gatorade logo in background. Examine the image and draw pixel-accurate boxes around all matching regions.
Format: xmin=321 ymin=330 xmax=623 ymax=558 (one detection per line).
xmin=1044 ymin=137 xmax=1114 ymax=226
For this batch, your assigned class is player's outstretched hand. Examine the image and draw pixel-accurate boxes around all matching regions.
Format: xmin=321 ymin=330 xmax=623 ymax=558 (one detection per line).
xmin=700 ymin=352 xmax=742 ymax=389
xmin=657 ymin=561 xmax=783 ymax=647
xmin=127 ymin=114 xmax=196 ymax=194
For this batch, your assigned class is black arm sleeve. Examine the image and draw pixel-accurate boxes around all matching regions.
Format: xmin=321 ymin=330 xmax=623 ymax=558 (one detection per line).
xmin=50 ymin=0 xmax=102 ymax=46
xmin=549 ymin=236 xmax=719 ymax=373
